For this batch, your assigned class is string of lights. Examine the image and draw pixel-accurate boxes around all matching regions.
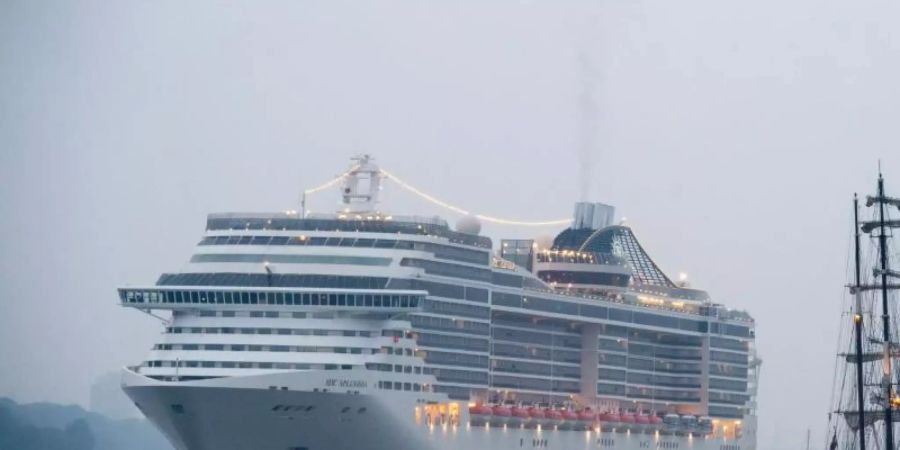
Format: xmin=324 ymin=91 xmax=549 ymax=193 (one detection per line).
xmin=379 ymin=168 xmax=570 ymax=227
xmin=302 ymin=164 xmax=570 ymax=226
xmin=302 ymin=165 xmax=359 ymax=195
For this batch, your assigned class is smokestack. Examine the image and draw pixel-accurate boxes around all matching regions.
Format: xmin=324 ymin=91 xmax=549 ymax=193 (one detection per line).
xmin=572 ymin=202 xmax=615 ymax=230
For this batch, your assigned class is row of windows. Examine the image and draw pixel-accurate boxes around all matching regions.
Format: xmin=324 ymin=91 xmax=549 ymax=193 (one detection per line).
xmin=598 ymin=338 xmax=628 ymax=352
xmin=709 ymin=364 xmax=749 ymax=379
xmin=628 ymin=330 xmax=704 ymax=347
xmin=364 ymin=363 xmax=424 ymax=374
xmin=190 ymin=253 xmax=392 ymax=266
xmin=386 ymin=279 xmax=489 ymax=303
xmin=491 ymin=359 xmax=582 ymax=379
xmin=429 ymin=367 xmax=489 ymax=384
xmin=628 ymin=343 xmax=702 ymax=361
xmin=491 ymin=271 xmax=524 ymax=288
xmin=492 ymin=327 xmax=582 ymax=349
xmin=709 ymin=377 xmax=749 ymax=392
xmin=598 ymin=352 xmax=628 ymax=367
xmin=707 ymin=405 xmax=744 ymax=419
xmin=709 ymin=322 xmax=752 ymax=339
xmin=536 ymin=270 xmax=630 ymax=288
xmin=144 ymin=360 xmax=353 ymax=370
xmin=187 ymin=310 xmax=361 ymax=321
xmin=423 ymin=350 xmax=490 ymax=369
xmin=165 ymin=327 xmax=375 ymax=337
xmin=625 ymin=386 xmax=701 ymax=403
xmin=598 ymin=382 xmax=626 ymax=396
xmin=491 ymin=343 xmax=581 ymax=364
xmin=122 ymin=289 xmax=421 ymax=309
xmin=626 ymin=357 xmax=703 ymax=375
xmin=534 ymin=251 xmax=625 ymax=266
xmin=422 ymin=299 xmax=490 ymax=319
xmin=435 ymin=384 xmax=480 ymax=400
xmin=156 ymin=273 xmax=388 ymax=289
xmin=198 ymin=235 xmax=490 ymax=265
xmin=410 ymin=315 xmax=490 ymax=336
xmin=400 ymin=258 xmax=493 ymax=283
xmin=599 ymin=368 xmax=627 ymax=382
xmin=491 ymin=314 xmax=578 ymax=334
xmin=204 ymin=216 xmax=492 ymax=248
xmin=710 ymin=351 xmax=749 ymax=366
xmin=626 ymin=372 xmax=702 ymax=389
xmin=416 ymin=332 xmax=489 ymax=352
xmin=709 ymin=391 xmax=750 ymax=405
xmin=376 ymin=380 xmax=431 ymax=392
xmin=492 ymin=292 xmax=711 ymax=333
xmin=153 ymin=343 xmax=373 ymax=354
xmin=709 ymin=336 xmax=750 ymax=351
xmin=491 ymin=375 xmax=581 ymax=393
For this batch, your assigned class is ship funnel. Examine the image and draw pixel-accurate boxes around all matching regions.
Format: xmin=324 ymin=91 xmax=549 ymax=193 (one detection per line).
xmin=572 ymin=202 xmax=615 ymax=230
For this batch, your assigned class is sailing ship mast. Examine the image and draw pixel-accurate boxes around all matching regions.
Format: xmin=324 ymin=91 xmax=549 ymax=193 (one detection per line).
xmin=829 ymin=170 xmax=900 ymax=450
xmin=876 ymin=174 xmax=896 ymax=450
xmin=853 ymin=194 xmax=867 ymax=450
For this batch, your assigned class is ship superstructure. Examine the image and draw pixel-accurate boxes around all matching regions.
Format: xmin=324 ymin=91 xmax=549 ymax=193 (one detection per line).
xmin=119 ymin=155 xmax=758 ymax=450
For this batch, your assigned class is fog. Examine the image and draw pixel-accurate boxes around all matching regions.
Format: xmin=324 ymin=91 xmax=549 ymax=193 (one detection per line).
xmin=2 ymin=1 xmax=899 ymax=449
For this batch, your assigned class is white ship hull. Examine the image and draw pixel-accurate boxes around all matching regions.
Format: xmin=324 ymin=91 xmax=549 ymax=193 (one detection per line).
xmin=124 ymin=369 xmax=755 ymax=450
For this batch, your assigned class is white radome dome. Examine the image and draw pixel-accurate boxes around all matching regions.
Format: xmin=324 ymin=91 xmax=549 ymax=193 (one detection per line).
xmin=456 ymin=215 xmax=482 ymax=235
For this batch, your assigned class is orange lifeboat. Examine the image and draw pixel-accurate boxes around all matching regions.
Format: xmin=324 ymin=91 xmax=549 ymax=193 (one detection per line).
xmin=490 ymin=406 xmax=511 ymax=426
xmin=559 ymin=410 xmax=579 ymax=430
xmin=605 ymin=413 xmax=622 ymax=430
xmin=544 ymin=409 xmax=563 ymax=428
xmin=634 ymin=414 xmax=651 ymax=432
xmin=510 ymin=406 xmax=531 ymax=427
xmin=526 ymin=407 xmax=545 ymax=428
xmin=620 ymin=413 xmax=637 ymax=431
xmin=575 ymin=410 xmax=595 ymax=430
xmin=468 ymin=404 xmax=492 ymax=426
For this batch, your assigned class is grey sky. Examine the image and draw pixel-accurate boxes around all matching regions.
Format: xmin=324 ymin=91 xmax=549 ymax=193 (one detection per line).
xmin=1 ymin=1 xmax=899 ymax=449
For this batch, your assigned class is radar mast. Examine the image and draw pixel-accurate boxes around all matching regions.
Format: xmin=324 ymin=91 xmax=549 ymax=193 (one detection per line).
xmin=340 ymin=154 xmax=382 ymax=214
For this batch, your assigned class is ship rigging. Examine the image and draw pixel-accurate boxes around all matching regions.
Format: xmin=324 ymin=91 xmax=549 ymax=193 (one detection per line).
xmin=829 ymin=172 xmax=900 ymax=450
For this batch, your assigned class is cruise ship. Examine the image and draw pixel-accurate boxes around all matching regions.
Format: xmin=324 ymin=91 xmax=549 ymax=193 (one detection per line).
xmin=119 ymin=155 xmax=760 ymax=450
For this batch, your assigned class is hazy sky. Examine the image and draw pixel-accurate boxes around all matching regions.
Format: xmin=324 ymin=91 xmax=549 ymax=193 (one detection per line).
xmin=2 ymin=1 xmax=899 ymax=449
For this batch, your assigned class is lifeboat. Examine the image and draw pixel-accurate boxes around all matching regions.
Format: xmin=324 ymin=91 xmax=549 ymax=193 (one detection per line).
xmin=634 ymin=414 xmax=651 ymax=432
xmin=698 ymin=416 xmax=713 ymax=435
xmin=575 ymin=410 xmax=595 ymax=430
xmin=490 ymin=406 xmax=511 ymax=426
xmin=544 ymin=409 xmax=564 ymax=428
xmin=526 ymin=407 xmax=545 ymax=428
xmin=510 ymin=406 xmax=531 ymax=427
xmin=680 ymin=415 xmax=698 ymax=434
xmin=619 ymin=414 xmax=637 ymax=431
xmin=649 ymin=414 xmax=664 ymax=430
xmin=468 ymin=405 xmax=492 ymax=426
xmin=663 ymin=413 xmax=681 ymax=433
xmin=559 ymin=410 xmax=579 ymax=430
xmin=605 ymin=413 xmax=622 ymax=430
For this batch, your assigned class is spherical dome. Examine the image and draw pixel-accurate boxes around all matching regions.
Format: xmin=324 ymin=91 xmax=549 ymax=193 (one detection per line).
xmin=455 ymin=215 xmax=482 ymax=235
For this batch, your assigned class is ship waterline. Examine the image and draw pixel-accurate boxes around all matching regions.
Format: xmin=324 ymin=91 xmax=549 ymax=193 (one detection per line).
xmin=119 ymin=155 xmax=758 ymax=450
